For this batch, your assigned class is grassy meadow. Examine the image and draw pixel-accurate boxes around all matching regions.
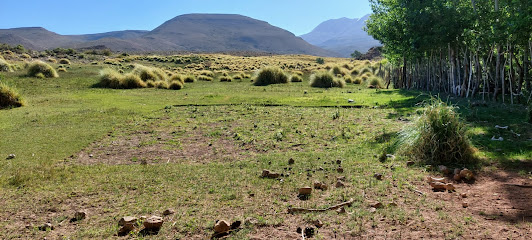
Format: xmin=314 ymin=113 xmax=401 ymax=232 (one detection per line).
xmin=0 ymin=53 xmax=531 ymax=239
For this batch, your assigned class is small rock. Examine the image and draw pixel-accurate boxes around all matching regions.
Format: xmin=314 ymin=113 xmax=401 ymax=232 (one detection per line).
xmin=453 ymin=174 xmax=462 ymax=181
xmin=348 ymin=99 xmax=354 ymax=103
xmin=370 ymin=202 xmax=383 ymax=209
xmin=38 ymin=223 xmax=53 ymax=231
xmin=261 ymin=169 xmax=280 ymax=179
xmin=313 ymin=181 xmax=328 ymax=190
xmin=438 ymin=165 xmax=450 ymax=174
xmin=373 ymin=173 xmax=383 ymax=180
xmin=406 ymin=161 xmax=415 ymax=167
xmin=214 ymin=220 xmax=231 ymax=234
xmin=119 ymin=216 xmax=138 ymax=226
xmin=454 ymin=168 xmax=461 ymax=175
xmin=288 ymin=158 xmax=295 ymax=165
xmin=444 ymin=183 xmax=456 ymax=191
xmin=386 ymin=154 xmax=396 ymax=160
xmin=337 ymin=176 xmax=346 ymax=181
xmin=143 ymin=216 xmax=164 ymax=230
xmin=312 ymin=219 xmax=323 ymax=228
xmin=163 ymin=209 xmax=175 ymax=216
xmin=335 ymin=180 xmax=345 ymax=188
xmin=7 ymin=154 xmax=15 ymax=159
xmin=304 ymin=227 xmax=316 ymax=238
xmin=337 ymin=167 xmax=344 ymax=173
xmin=304 ymin=90 xmax=308 ymax=94
xmin=461 ymin=193 xmax=467 ymax=198
xmin=430 ymin=182 xmax=447 ymax=191
xmin=88 ymin=154 xmax=94 ymax=158
xmin=244 ymin=217 xmax=258 ymax=225
xmin=462 ymin=202 xmax=468 ymax=208
xmin=459 ymin=169 xmax=474 ymax=180
xmin=369 ymin=207 xmax=377 ymax=213
xmin=298 ymin=187 xmax=312 ymax=195
xmin=336 ymin=207 xmax=346 ymax=214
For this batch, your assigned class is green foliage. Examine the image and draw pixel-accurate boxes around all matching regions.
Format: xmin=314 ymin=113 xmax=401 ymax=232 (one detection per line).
xmin=316 ymin=57 xmax=325 ymax=64
xmin=253 ymin=67 xmax=289 ymax=86
xmin=0 ymin=82 xmax=24 ymax=109
xmin=310 ymin=71 xmax=345 ymax=88
xmin=368 ymin=77 xmax=384 ymax=88
xmin=27 ymin=61 xmax=58 ymax=78
xmin=351 ymin=50 xmax=363 ymax=59
xmin=396 ymin=99 xmax=477 ymax=167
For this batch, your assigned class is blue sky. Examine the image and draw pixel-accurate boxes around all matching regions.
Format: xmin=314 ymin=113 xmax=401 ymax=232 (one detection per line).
xmin=0 ymin=0 xmax=372 ymax=36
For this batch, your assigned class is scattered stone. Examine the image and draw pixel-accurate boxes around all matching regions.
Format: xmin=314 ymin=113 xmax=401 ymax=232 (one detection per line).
xmin=454 ymin=168 xmax=461 ymax=175
xmin=337 ymin=167 xmax=344 ymax=173
xmin=491 ymin=136 xmax=504 ymax=141
xmin=348 ymin=99 xmax=354 ymax=103
xmin=143 ymin=216 xmax=164 ymax=231
xmin=459 ymin=169 xmax=474 ymax=180
xmin=429 ymin=181 xmax=447 ymax=191
xmin=369 ymin=207 xmax=377 ymax=213
xmin=313 ymin=181 xmax=328 ymax=191
xmin=214 ymin=220 xmax=231 ymax=234
xmin=373 ymin=173 xmax=383 ymax=180
xmin=163 ymin=209 xmax=175 ymax=216
xmin=244 ymin=217 xmax=258 ymax=226
xmin=261 ymin=169 xmax=280 ymax=179
xmin=89 ymin=154 xmax=94 ymax=158
xmin=444 ymin=183 xmax=456 ymax=191
xmin=298 ymin=187 xmax=312 ymax=195
xmin=386 ymin=154 xmax=396 ymax=160
xmin=119 ymin=216 xmax=138 ymax=226
xmin=406 ymin=161 xmax=415 ymax=167
xmin=6 ymin=154 xmax=15 ymax=159
xmin=336 ymin=207 xmax=346 ymax=214
xmin=438 ymin=165 xmax=450 ymax=175
xmin=426 ymin=176 xmax=446 ymax=183
xmin=462 ymin=202 xmax=469 ymax=208
xmin=38 ymin=223 xmax=53 ymax=231
xmin=335 ymin=180 xmax=345 ymax=188
xmin=312 ymin=219 xmax=323 ymax=228
xmin=288 ymin=158 xmax=295 ymax=165
xmin=461 ymin=193 xmax=467 ymax=198
xmin=370 ymin=202 xmax=383 ymax=209
xmin=453 ymin=174 xmax=462 ymax=181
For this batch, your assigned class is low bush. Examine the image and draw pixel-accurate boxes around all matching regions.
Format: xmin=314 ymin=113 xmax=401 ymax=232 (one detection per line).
xmin=253 ymin=67 xmax=289 ymax=86
xmin=27 ymin=61 xmax=58 ymax=78
xmin=396 ymin=99 xmax=477 ymax=167
xmin=0 ymin=82 xmax=24 ymax=109
xmin=310 ymin=71 xmax=345 ymax=88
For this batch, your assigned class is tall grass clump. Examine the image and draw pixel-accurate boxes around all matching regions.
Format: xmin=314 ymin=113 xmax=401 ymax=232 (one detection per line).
xmin=132 ymin=64 xmax=166 ymax=82
xmin=367 ymin=76 xmax=384 ymax=88
xmin=396 ymin=99 xmax=476 ymax=167
xmin=98 ymin=69 xmax=123 ymax=89
xmin=0 ymin=82 xmax=24 ymax=109
xmin=253 ymin=67 xmax=289 ymax=86
xmin=59 ymin=58 xmax=71 ymax=64
xmin=27 ymin=61 xmax=58 ymax=78
xmin=0 ymin=58 xmax=13 ymax=72
xmin=310 ymin=71 xmax=345 ymax=88
xmin=331 ymin=65 xmax=348 ymax=76
xmin=121 ymin=73 xmax=147 ymax=89
xmin=290 ymin=75 xmax=303 ymax=82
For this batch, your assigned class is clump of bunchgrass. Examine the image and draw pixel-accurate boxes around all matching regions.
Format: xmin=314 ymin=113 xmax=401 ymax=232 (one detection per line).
xmin=220 ymin=76 xmax=232 ymax=82
xmin=59 ymin=58 xmax=71 ymax=64
xmin=98 ymin=69 xmax=123 ymax=89
xmin=310 ymin=71 xmax=345 ymax=88
xmin=168 ymin=81 xmax=183 ymax=90
xmin=155 ymin=81 xmax=169 ymax=89
xmin=57 ymin=67 xmax=67 ymax=72
xmin=290 ymin=75 xmax=303 ymax=82
xmin=132 ymin=64 xmax=166 ymax=82
xmin=197 ymin=75 xmax=213 ymax=81
xmin=331 ymin=65 xmax=348 ymax=76
xmin=396 ymin=99 xmax=477 ymax=167
xmin=344 ymin=76 xmax=353 ymax=83
xmin=253 ymin=67 xmax=289 ymax=86
xmin=27 ymin=61 xmax=58 ymax=78
xmin=367 ymin=76 xmax=384 ymax=89
xmin=199 ymin=70 xmax=214 ymax=77
xmin=0 ymin=58 xmax=13 ymax=72
xmin=183 ymin=75 xmax=195 ymax=83
xmin=0 ymin=82 xmax=24 ymax=109
xmin=353 ymin=77 xmax=363 ymax=84
xmin=121 ymin=73 xmax=147 ymax=89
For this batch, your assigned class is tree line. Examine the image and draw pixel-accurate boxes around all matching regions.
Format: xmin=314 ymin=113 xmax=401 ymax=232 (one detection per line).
xmin=366 ymin=0 xmax=532 ymax=104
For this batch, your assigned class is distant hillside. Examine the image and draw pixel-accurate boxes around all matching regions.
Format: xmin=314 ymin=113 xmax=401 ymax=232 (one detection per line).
xmin=0 ymin=14 xmax=338 ymax=57
xmin=300 ymin=15 xmax=381 ymax=57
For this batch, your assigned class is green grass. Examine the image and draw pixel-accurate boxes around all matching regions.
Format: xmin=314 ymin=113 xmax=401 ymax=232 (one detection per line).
xmin=0 ymin=59 xmax=530 ymax=239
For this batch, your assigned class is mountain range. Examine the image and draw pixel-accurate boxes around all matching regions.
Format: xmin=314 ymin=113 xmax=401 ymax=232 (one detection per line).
xmin=0 ymin=14 xmax=337 ymax=57
xmin=300 ymin=14 xmax=381 ymax=57
xmin=0 ymin=14 xmax=380 ymax=58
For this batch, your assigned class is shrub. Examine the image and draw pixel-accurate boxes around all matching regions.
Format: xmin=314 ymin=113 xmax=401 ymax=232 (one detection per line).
xmin=310 ymin=71 xmax=345 ymax=88
xmin=197 ymin=75 xmax=213 ymax=81
xmin=367 ymin=77 xmax=384 ymax=89
xmin=220 ymin=76 xmax=232 ymax=82
xmin=396 ymin=99 xmax=476 ymax=167
xmin=253 ymin=67 xmax=289 ymax=86
xmin=290 ymin=75 xmax=303 ymax=82
xmin=170 ymin=74 xmax=184 ymax=83
xmin=351 ymin=69 xmax=360 ymax=75
xmin=183 ymin=75 xmax=195 ymax=83
xmin=0 ymin=82 xmax=24 ymax=109
xmin=353 ymin=77 xmax=363 ymax=84
xmin=168 ymin=81 xmax=183 ymax=90
xmin=0 ymin=58 xmax=13 ymax=72
xmin=316 ymin=57 xmax=325 ymax=64
xmin=21 ymin=53 xmax=31 ymax=59
xmin=121 ymin=74 xmax=146 ymax=89
xmin=59 ymin=58 xmax=71 ymax=64
xmin=344 ymin=76 xmax=353 ymax=83
xmin=27 ymin=61 xmax=58 ymax=78
xmin=359 ymin=67 xmax=372 ymax=75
